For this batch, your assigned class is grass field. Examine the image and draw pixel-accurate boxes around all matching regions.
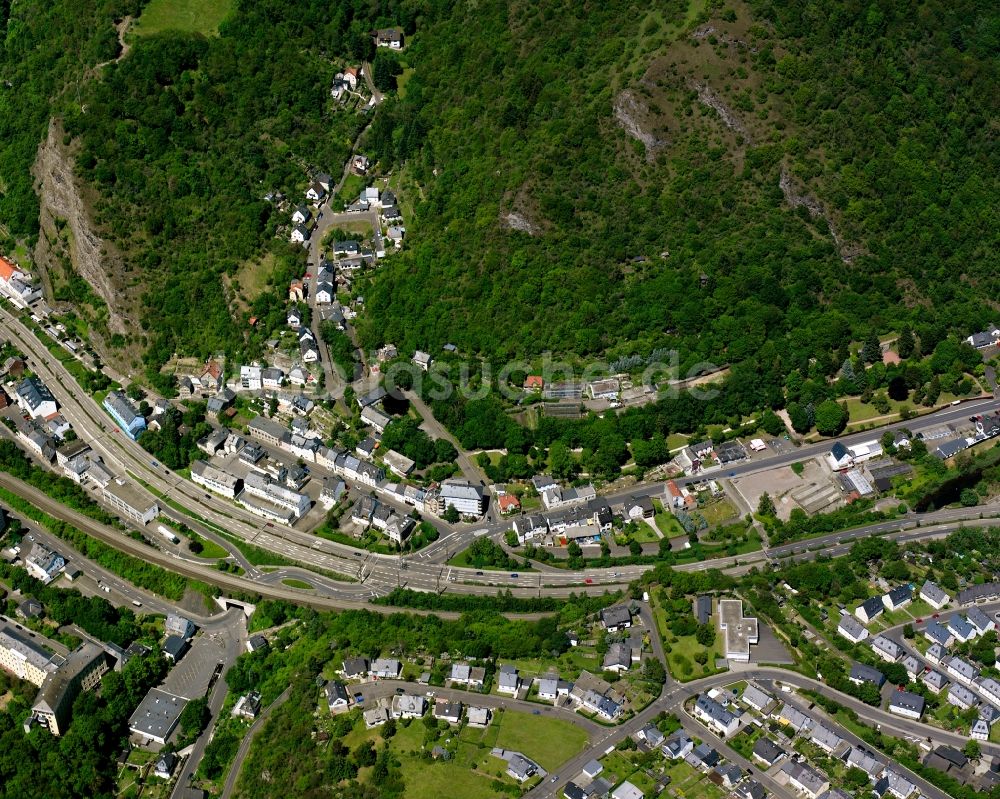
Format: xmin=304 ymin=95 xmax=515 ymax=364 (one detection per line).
xmin=134 ymin=0 xmax=233 ymax=36
xmin=281 ymin=578 xmax=314 ymax=590
xmin=491 ymin=710 xmax=589 ymax=770
xmin=699 ymin=498 xmax=739 ymax=527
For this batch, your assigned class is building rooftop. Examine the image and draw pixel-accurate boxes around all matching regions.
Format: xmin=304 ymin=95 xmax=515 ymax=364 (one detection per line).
xmin=129 ymin=688 xmax=188 ymax=741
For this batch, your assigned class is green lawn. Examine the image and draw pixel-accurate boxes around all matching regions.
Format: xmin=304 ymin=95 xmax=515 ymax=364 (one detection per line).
xmin=699 ymin=498 xmax=739 ymax=526
xmin=492 ymin=710 xmax=589 ymax=771
xmin=134 ymin=0 xmax=233 ymax=36
xmin=281 ymin=578 xmax=314 ymax=590
xmin=188 ymin=533 xmax=228 ymax=560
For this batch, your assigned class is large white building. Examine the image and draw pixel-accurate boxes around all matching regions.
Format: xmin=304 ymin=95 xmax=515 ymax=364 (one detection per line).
xmin=102 ymin=479 xmax=159 ymax=525
xmin=0 ymin=620 xmax=61 ymax=686
xmin=718 ymin=599 xmax=758 ymax=663
xmin=241 ymin=472 xmax=310 ymax=520
xmin=435 ymin=479 xmax=485 ymax=517
xmin=190 ymin=460 xmax=243 ymax=499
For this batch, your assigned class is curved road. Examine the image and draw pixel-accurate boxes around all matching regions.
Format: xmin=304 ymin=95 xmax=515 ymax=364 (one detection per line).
xmin=219 ymin=686 xmax=292 ymax=799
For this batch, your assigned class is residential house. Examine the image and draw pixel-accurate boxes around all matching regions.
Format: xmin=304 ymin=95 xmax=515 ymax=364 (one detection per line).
xmin=810 ymin=725 xmax=845 ymax=754
xmin=965 ymin=326 xmax=1000 ymax=349
xmin=902 ymin=655 xmax=922 ymax=681
xmin=600 ymin=606 xmax=633 ymax=632
xmin=661 ymin=732 xmax=694 ymax=760
xmin=497 ymin=493 xmax=521 ymax=515
xmin=827 ymin=443 xmax=853 ymax=471
xmin=924 ymin=621 xmax=953 ymax=648
xmin=877 ymin=770 xmax=917 ymax=799
xmin=945 ymin=656 xmax=979 ymax=685
xmin=103 ymin=391 xmax=146 ymax=440
xmin=315 ymin=282 xmax=334 ymax=304
xmin=371 ymin=658 xmax=401 ymax=679
xmin=497 ymin=665 xmax=521 ymax=695
xmin=741 ymin=685 xmax=775 ymax=714
xmin=16 ymin=377 xmax=58 ymax=420
xmin=734 ymin=780 xmax=767 ymax=799
xmin=967 ymin=607 xmax=993 ymax=637
xmin=390 ymin=693 xmax=426 ymax=719
xmin=162 ymin=635 xmax=189 ymax=663
xmin=972 ymin=719 xmax=990 ymax=741
xmin=849 ymin=663 xmax=885 ymax=687
xmin=325 ymin=681 xmax=351 ymax=714
xmin=772 ymin=703 xmax=814 ymax=733
xmin=467 ymin=706 xmax=492 ymax=727
xmin=921 ymin=670 xmax=948 ymax=693
xmin=363 ymin=707 xmax=389 ymax=728
xmin=694 ymin=694 xmax=738 ymax=737
xmin=844 ymin=747 xmax=884 ymax=782
xmin=611 ymin=782 xmax=644 ymax=799
xmin=882 ymin=585 xmax=912 ymax=611
xmin=946 ymin=683 xmax=977 ymax=710
xmin=637 ymin=724 xmax=663 ymax=748
xmin=870 ymin=635 xmax=902 ymax=663
xmin=919 ymin=580 xmax=950 ymax=610
xmin=947 ymin=614 xmax=976 ymax=643
xmin=506 ymin=753 xmax=537 ymax=783
xmin=977 ymin=677 xmax=1000 ymax=708
xmin=291 ymin=205 xmax=310 ymax=225
xmin=375 ymin=28 xmax=404 ymax=48
xmin=855 ymin=597 xmax=884 ymax=625
xmin=838 ymin=614 xmax=870 ymax=643
xmin=602 ymin=642 xmax=631 ymax=673
xmin=433 ymin=699 xmax=463 ymax=724
xmin=752 ymin=738 xmax=785 ymax=767
xmin=290 ymin=223 xmax=311 ymax=244
xmin=780 ymin=761 xmax=829 ymax=799
xmin=685 ymin=742 xmax=720 ymax=771
xmin=887 ymin=690 xmax=924 ymax=720
xmin=412 ymin=350 xmax=432 ymax=371
xmin=695 ymin=595 xmax=713 ymax=625
xmin=925 ymin=643 xmax=947 ymax=665
xmin=341 ymin=657 xmax=369 ymax=679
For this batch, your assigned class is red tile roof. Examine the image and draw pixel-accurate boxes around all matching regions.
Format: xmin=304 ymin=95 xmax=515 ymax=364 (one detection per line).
xmin=523 ymin=375 xmax=544 ymax=389
xmin=497 ymin=494 xmax=521 ymax=513
xmin=0 ymin=256 xmax=19 ymax=281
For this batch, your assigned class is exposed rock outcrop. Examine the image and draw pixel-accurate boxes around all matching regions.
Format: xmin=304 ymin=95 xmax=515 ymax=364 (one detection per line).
xmin=32 ymin=118 xmax=131 ymax=334
xmin=613 ymin=90 xmax=667 ymax=161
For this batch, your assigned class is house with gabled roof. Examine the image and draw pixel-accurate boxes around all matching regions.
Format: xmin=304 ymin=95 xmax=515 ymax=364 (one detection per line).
xmin=919 ymin=580 xmax=950 ymax=610
xmin=855 ymin=597 xmax=884 ymax=625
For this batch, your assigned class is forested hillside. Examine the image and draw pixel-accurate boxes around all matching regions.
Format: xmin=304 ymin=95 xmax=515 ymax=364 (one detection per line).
xmin=358 ymin=0 xmax=999 ymax=369
xmin=1 ymin=0 xmax=997 ymax=387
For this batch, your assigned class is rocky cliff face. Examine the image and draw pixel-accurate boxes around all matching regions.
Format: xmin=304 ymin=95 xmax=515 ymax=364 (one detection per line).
xmin=32 ymin=119 xmax=137 ymax=349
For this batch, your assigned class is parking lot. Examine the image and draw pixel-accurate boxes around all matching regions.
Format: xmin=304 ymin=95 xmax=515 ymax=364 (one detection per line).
xmin=161 ymin=631 xmax=229 ymax=700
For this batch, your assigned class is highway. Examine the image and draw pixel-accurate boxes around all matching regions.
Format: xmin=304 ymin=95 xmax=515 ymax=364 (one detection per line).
xmin=3 ymin=303 xmax=1000 ymax=606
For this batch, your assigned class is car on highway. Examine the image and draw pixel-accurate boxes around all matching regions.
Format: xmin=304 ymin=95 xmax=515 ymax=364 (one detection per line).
xmin=475 ymin=571 xmax=483 ymax=576
xmin=510 ymin=573 xmax=519 ymax=578
xmin=585 ymin=578 xmax=593 ymax=584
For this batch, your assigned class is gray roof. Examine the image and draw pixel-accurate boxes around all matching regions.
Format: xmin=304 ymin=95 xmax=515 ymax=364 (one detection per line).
xmin=888 ymin=690 xmax=924 ymax=715
xmin=947 ymin=615 xmax=975 ymax=639
xmin=601 ymin=605 xmax=632 ymax=628
xmin=696 ymin=694 xmax=735 ymax=727
xmin=924 ymin=620 xmax=952 ymax=645
xmin=919 ymin=580 xmax=948 ymax=606
xmin=752 ymin=737 xmax=784 ymax=764
xmin=849 ymin=662 xmax=885 ymax=686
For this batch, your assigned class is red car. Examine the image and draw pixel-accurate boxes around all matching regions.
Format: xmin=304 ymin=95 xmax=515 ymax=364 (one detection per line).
xmin=915 ymin=618 xmax=923 ymax=623
xmin=932 ymin=613 xmax=940 ymax=619
xmin=584 ymin=578 xmax=593 ymax=584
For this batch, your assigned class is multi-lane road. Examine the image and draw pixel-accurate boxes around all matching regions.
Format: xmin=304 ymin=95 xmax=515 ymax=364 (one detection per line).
xmin=3 ymin=302 xmax=1000 ymax=608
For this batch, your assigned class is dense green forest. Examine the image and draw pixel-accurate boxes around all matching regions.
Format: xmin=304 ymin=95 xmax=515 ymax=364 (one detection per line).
xmin=359 ymin=0 xmax=999 ymax=367
xmin=2 ymin=0 xmax=998 ymax=399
